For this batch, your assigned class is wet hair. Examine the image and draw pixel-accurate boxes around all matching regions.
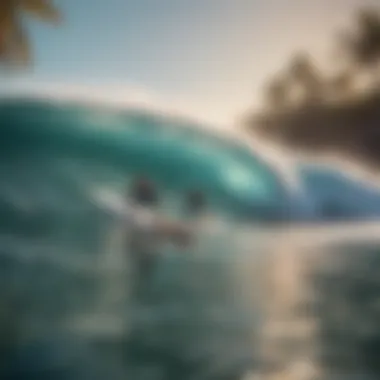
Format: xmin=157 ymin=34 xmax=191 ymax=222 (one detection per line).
xmin=129 ymin=177 xmax=158 ymax=207
xmin=185 ymin=190 xmax=206 ymax=214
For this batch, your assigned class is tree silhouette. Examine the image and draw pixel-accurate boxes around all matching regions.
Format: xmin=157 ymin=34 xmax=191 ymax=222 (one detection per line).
xmin=263 ymin=75 xmax=289 ymax=111
xmin=0 ymin=0 xmax=60 ymax=67
xmin=329 ymin=69 xmax=356 ymax=102
xmin=287 ymin=52 xmax=324 ymax=105
xmin=341 ymin=8 xmax=380 ymax=86
xmin=245 ymin=6 xmax=380 ymax=167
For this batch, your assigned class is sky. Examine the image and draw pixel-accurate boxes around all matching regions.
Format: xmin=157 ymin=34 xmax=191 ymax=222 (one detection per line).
xmin=6 ymin=0 xmax=380 ymax=127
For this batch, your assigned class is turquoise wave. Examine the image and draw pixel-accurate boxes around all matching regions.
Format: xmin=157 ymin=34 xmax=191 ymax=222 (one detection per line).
xmin=0 ymin=97 xmax=289 ymax=221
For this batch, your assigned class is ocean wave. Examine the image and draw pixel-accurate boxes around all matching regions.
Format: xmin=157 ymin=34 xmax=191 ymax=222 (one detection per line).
xmin=0 ymin=97 xmax=289 ymax=220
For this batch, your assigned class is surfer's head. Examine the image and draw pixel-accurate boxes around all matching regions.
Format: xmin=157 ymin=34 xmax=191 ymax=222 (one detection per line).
xmin=185 ymin=189 xmax=206 ymax=215
xmin=130 ymin=177 xmax=158 ymax=207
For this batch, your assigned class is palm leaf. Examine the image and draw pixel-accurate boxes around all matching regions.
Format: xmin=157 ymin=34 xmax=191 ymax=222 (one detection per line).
xmin=20 ymin=0 xmax=61 ymax=23
xmin=0 ymin=0 xmax=60 ymax=69
xmin=0 ymin=5 xmax=18 ymax=62
xmin=0 ymin=1 xmax=16 ymax=41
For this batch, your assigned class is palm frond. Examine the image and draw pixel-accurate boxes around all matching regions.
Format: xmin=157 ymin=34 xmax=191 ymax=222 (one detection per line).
xmin=0 ymin=6 xmax=17 ymax=62
xmin=20 ymin=0 xmax=61 ymax=23
xmin=0 ymin=2 xmax=17 ymax=41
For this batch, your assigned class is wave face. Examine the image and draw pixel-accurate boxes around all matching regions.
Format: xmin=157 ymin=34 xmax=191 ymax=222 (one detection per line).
xmin=0 ymin=98 xmax=288 ymax=221
xmin=0 ymin=98 xmax=288 ymax=380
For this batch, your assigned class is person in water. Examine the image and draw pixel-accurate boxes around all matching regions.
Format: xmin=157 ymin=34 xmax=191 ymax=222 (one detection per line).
xmin=127 ymin=177 xmax=191 ymax=296
xmin=94 ymin=177 xmax=191 ymax=298
xmin=128 ymin=177 xmax=191 ymax=245
xmin=129 ymin=177 xmax=158 ymax=207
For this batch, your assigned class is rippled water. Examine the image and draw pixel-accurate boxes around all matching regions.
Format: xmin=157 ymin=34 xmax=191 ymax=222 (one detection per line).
xmin=1 ymin=98 xmax=380 ymax=380
xmin=0 ymin=98 xmax=281 ymax=379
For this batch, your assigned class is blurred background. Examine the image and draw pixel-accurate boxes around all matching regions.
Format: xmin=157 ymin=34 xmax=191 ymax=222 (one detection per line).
xmin=2 ymin=1 xmax=380 ymax=379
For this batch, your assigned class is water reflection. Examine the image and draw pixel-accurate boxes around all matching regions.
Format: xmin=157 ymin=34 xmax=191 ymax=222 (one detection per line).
xmin=3 ymin=216 xmax=380 ymax=379
xmin=258 ymin=224 xmax=380 ymax=380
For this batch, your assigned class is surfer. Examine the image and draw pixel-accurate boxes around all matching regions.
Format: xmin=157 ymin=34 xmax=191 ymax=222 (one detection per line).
xmin=127 ymin=177 xmax=192 ymax=296
xmin=128 ymin=177 xmax=191 ymax=245
xmin=93 ymin=177 xmax=192 ymax=298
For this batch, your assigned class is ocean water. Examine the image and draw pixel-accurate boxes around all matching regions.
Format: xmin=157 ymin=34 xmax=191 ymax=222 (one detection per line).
xmin=1 ymin=98 xmax=380 ymax=380
xmin=0 ymin=98 xmax=284 ymax=380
